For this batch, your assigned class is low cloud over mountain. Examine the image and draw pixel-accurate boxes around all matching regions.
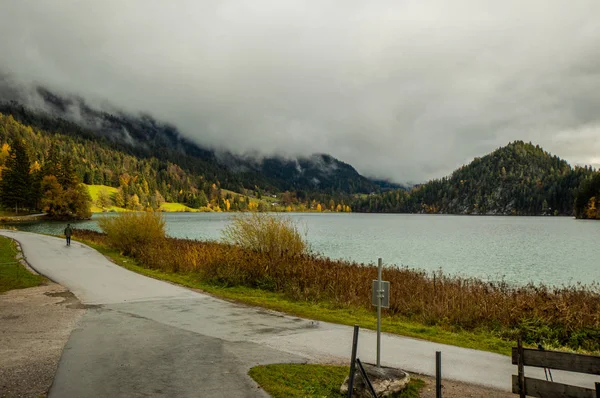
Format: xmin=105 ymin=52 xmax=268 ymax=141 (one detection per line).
xmin=1 ymin=1 xmax=599 ymax=183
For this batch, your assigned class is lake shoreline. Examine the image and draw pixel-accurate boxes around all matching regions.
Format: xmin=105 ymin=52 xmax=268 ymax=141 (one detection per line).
xmin=5 ymin=212 xmax=600 ymax=287
xmin=74 ymin=227 xmax=600 ymax=355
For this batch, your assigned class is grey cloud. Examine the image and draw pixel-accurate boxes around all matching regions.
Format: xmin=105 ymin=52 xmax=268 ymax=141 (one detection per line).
xmin=1 ymin=0 xmax=599 ymax=182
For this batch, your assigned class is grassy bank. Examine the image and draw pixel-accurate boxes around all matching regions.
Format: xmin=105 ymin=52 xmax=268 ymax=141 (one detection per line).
xmin=86 ymin=184 xmax=212 ymax=213
xmin=248 ymin=364 xmax=424 ymax=398
xmin=75 ymin=218 xmax=600 ymax=355
xmin=0 ymin=236 xmax=45 ymax=293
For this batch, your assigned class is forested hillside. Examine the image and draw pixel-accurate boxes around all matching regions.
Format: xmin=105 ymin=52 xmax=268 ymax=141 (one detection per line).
xmin=0 ymin=96 xmax=386 ymax=196
xmin=353 ymin=141 xmax=596 ymax=217
xmin=0 ymin=113 xmax=356 ymax=213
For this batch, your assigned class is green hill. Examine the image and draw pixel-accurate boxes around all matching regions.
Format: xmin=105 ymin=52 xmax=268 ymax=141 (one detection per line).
xmin=353 ymin=141 xmax=596 ymax=216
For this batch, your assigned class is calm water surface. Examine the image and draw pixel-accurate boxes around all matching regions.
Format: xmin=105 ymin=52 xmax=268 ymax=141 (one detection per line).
xmin=12 ymin=213 xmax=600 ymax=286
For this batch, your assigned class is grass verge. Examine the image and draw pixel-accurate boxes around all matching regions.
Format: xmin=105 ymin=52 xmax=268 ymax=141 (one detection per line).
xmin=248 ymin=364 xmax=424 ymax=398
xmin=82 ymin=239 xmax=513 ymax=355
xmin=0 ymin=236 xmax=45 ymax=293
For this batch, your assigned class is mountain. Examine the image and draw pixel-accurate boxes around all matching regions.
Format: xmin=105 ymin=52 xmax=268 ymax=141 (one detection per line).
xmin=353 ymin=141 xmax=596 ymax=216
xmin=0 ymin=86 xmax=384 ymax=196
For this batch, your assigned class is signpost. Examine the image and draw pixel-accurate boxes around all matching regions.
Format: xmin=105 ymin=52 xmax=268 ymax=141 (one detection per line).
xmin=372 ymin=258 xmax=390 ymax=368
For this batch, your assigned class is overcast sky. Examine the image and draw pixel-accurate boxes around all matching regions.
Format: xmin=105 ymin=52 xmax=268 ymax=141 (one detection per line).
xmin=1 ymin=0 xmax=599 ymax=183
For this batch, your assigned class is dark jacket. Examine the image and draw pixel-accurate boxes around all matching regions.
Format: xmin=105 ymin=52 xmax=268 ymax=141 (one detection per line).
xmin=64 ymin=226 xmax=73 ymax=237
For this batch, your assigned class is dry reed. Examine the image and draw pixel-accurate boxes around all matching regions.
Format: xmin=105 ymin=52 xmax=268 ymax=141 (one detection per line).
xmin=77 ymin=228 xmax=600 ymax=351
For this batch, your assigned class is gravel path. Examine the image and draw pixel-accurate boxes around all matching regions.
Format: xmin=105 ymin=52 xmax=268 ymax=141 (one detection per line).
xmin=0 ymin=283 xmax=84 ymax=397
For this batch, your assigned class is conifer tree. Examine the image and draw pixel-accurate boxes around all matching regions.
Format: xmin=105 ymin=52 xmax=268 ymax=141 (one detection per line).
xmin=0 ymin=140 xmax=32 ymax=213
xmin=41 ymin=144 xmax=61 ymax=178
xmin=58 ymin=155 xmax=78 ymax=189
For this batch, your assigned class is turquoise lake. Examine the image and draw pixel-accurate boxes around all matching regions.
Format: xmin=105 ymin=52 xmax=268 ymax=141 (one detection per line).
xmin=12 ymin=213 xmax=600 ymax=286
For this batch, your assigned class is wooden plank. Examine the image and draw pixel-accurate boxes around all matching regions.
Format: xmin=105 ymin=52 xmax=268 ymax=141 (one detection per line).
xmin=512 ymin=375 xmax=597 ymax=398
xmin=511 ymin=348 xmax=600 ymax=375
xmin=518 ymin=338 xmax=525 ymax=398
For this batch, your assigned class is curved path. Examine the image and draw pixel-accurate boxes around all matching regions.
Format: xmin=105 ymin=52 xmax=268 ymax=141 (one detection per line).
xmin=1 ymin=230 xmax=597 ymax=397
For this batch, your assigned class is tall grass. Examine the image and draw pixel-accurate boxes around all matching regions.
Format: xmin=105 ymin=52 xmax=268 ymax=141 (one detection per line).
xmin=222 ymin=213 xmax=307 ymax=258
xmin=97 ymin=212 xmax=166 ymax=255
xmin=78 ymin=213 xmax=600 ymax=352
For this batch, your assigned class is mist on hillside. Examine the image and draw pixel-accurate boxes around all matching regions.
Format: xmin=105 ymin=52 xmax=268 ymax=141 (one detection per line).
xmin=1 ymin=1 xmax=600 ymax=183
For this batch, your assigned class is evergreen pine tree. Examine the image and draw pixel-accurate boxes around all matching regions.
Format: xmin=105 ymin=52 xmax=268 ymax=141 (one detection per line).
xmin=58 ymin=155 xmax=78 ymax=189
xmin=41 ymin=144 xmax=61 ymax=178
xmin=0 ymin=140 xmax=32 ymax=213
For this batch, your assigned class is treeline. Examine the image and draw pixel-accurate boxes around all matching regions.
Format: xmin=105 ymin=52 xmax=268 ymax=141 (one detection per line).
xmin=353 ymin=141 xmax=596 ymax=217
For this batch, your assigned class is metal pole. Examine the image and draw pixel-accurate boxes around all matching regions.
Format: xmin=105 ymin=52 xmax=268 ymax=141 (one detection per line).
xmin=356 ymin=358 xmax=378 ymax=398
xmin=595 ymin=382 xmax=599 ymax=398
xmin=436 ymin=351 xmax=442 ymax=398
xmin=348 ymin=325 xmax=359 ymax=398
xmin=377 ymin=258 xmax=382 ymax=368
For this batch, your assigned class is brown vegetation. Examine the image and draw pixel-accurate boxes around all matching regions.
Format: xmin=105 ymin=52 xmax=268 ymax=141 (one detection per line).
xmin=97 ymin=212 xmax=166 ymax=255
xmin=79 ymin=214 xmax=600 ymax=352
xmin=221 ymin=213 xmax=307 ymax=259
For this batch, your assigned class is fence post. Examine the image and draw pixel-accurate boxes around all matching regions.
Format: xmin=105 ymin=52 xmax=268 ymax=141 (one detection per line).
xmin=436 ymin=351 xmax=442 ymax=398
xmin=347 ymin=325 xmax=359 ymax=398
xmin=595 ymin=382 xmax=599 ymax=398
xmin=518 ymin=337 xmax=525 ymax=398
xmin=377 ymin=258 xmax=382 ymax=368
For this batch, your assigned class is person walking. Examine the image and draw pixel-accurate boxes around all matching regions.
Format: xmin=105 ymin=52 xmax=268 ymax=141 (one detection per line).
xmin=64 ymin=224 xmax=73 ymax=246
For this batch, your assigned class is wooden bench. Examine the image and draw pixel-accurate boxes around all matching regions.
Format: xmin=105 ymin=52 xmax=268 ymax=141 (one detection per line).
xmin=512 ymin=339 xmax=600 ymax=397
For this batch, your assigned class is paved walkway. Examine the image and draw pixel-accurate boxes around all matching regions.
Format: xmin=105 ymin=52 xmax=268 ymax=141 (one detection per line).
xmin=2 ymin=230 xmax=598 ymax=397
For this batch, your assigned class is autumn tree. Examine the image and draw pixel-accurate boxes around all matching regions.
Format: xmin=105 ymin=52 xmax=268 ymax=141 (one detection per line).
xmin=39 ymin=147 xmax=92 ymax=219
xmin=114 ymin=188 xmax=125 ymax=208
xmin=128 ymin=194 xmax=141 ymax=211
xmin=586 ymin=196 xmax=598 ymax=219
xmin=96 ymin=189 xmax=112 ymax=210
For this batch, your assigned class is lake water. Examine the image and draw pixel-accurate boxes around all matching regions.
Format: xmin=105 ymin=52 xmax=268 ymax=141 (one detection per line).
xmin=10 ymin=213 xmax=600 ymax=286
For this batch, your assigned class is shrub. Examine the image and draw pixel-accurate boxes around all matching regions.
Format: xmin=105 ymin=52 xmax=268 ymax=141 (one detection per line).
xmin=97 ymin=212 xmax=165 ymax=255
xmin=221 ymin=213 xmax=307 ymax=258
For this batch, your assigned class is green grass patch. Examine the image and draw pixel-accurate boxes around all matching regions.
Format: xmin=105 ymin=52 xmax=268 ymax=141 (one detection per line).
xmin=0 ymin=236 xmax=45 ymax=293
xmin=248 ymin=364 xmax=424 ymax=398
xmin=159 ymin=202 xmax=212 ymax=212
xmin=86 ymin=184 xmax=118 ymax=201
xmin=82 ymin=239 xmax=513 ymax=355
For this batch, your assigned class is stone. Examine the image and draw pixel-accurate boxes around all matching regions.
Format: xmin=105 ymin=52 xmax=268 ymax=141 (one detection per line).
xmin=340 ymin=363 xmax=410 ymax=398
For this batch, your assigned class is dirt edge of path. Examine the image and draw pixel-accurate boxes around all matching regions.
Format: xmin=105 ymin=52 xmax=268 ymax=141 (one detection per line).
xmin=0 ymin=238 xmax=85 ymax=398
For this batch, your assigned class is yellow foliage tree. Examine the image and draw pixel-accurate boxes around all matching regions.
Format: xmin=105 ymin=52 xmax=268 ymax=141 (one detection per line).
xmin=586 ymin=196 xmax=598 ymax=219
xmin=30 ymin=160 xmax=41 ymax=173
xmin=316 ymin=203 xmax=322 ymax=212
xmin=0 ymin=143 xmax=10 ymax=165
xmin=335 ymin=204 xmax=342 ymax=212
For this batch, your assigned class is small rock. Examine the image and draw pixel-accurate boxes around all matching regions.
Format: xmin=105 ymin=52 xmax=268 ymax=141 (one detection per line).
xmin=340 ymin=363 xmax=410 ymax=398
